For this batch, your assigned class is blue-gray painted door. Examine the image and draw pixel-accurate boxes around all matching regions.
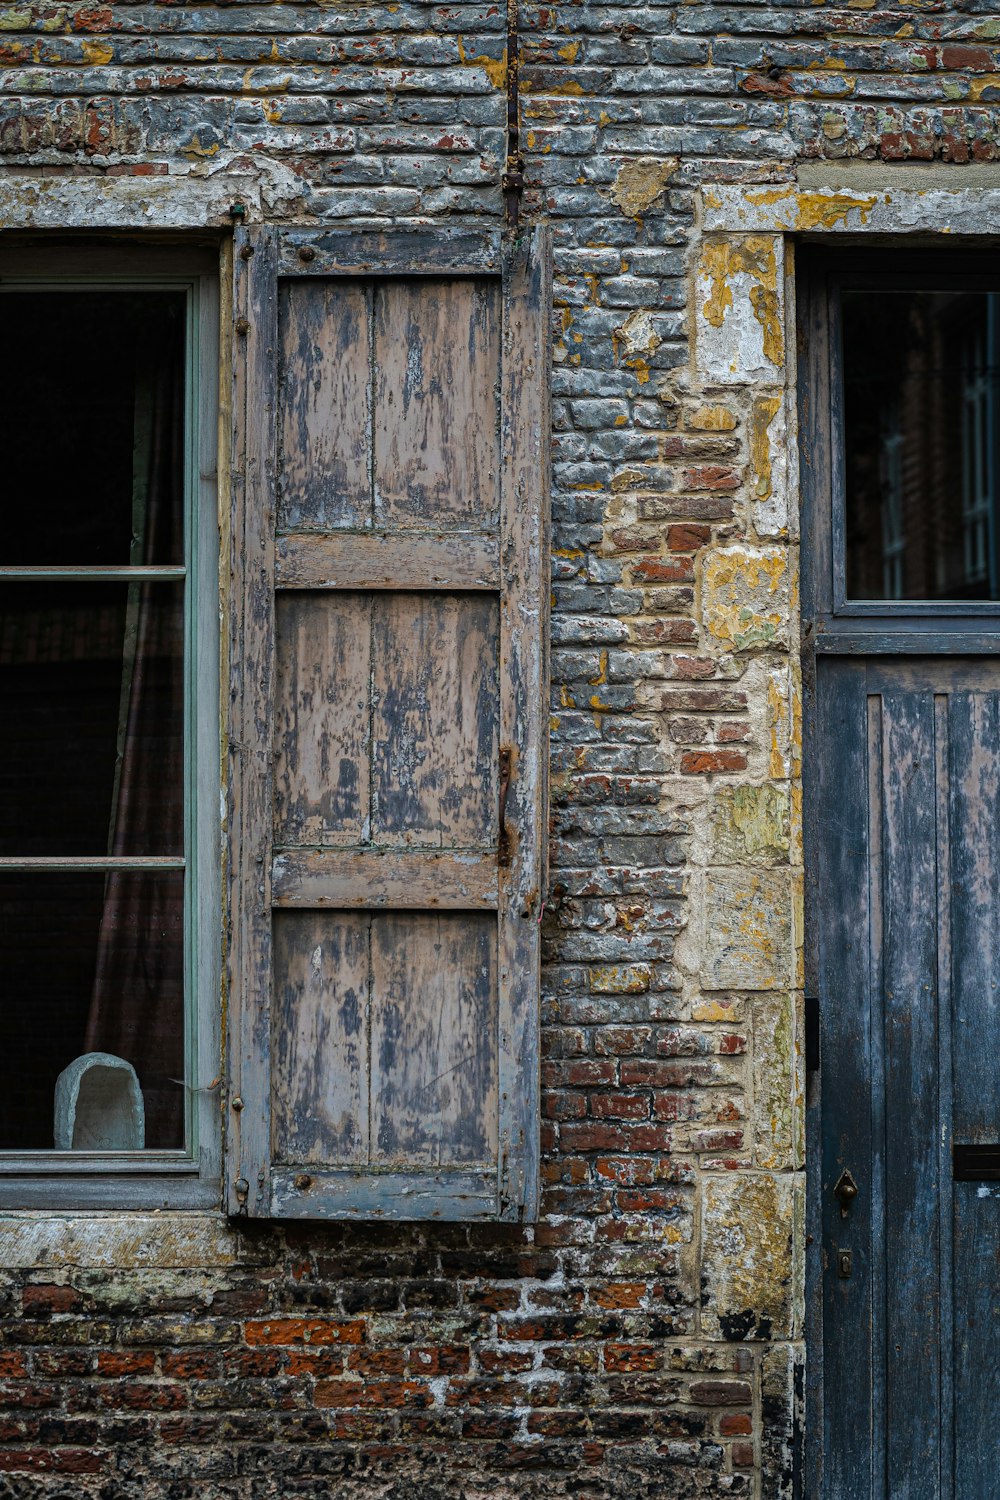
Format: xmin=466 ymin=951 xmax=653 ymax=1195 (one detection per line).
xmin=817 ymin=656 xmax=1000 ymax=1500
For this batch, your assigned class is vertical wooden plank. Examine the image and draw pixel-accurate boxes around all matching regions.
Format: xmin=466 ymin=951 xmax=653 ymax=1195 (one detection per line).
xmin=880 ymin=684 xmax=941 ymax=1496
xmin=371 ymin=594 xmax=499 ymax=847
xmin=948 ymin=689 xmax=1000 ymax=1142
xmin=933 ymin=693 xmax=954 ymax=1500
xmin=372 ymin=279 xmax=500 ymax=530
xmin=225 ymin=222 xmax=279 ymax=1218
xmin=272 ymin=911 xmax=370 ymax=1167
xmin=278 ymin=280 xmax=372 ymax=531
xmin=948 ymin=685 xmax=1000 ymax=1497
xmin=273 ymin=593 xmax=372 ymax=846
xmin=496 ymin=228 xmax=550 ymax=1220
xmin=370 ymin=912 xmax=497 ymax=1167
xmin=817 ymin=660 xmax=874 ymax=1500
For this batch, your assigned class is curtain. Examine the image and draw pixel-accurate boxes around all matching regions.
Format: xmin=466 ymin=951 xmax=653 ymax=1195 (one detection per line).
xmin=85 ymin=309 xmax=186 ymax=1150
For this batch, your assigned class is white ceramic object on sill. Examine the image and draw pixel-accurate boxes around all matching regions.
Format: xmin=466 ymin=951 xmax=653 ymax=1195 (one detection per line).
xmin=54 ymin=1052 xmax=145 ymax=1151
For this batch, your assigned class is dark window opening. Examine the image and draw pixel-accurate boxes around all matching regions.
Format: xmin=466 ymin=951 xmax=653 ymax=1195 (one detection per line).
xmin=0 ymin=290 xmax=187 ymax=1152
xmin=843 ymin=288 xmax=1000 ymax=602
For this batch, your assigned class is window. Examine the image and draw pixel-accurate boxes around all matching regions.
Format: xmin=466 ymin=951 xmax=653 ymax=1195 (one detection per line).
xmin=800 ymin=248 xmax=1000 ymax=644
xmin=224 ymin=225 xmax=549 ymax=1222
xmin=0 ymin=226 xmax=547 ymax=1223
xmin=842 ymin=281 xmax=1000 ymax=603
xmin=0 ymin=244 xmax=220 ymax=1208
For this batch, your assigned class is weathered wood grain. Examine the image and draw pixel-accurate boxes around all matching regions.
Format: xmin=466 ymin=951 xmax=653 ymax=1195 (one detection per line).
xmin=275 ymin=532 xmax=499 ymax=591
xmin=233 ymin=229 xmax=549 ymax=1224
xmin=373 ymin=279 xmax=500 ymax=530
xmin=278 ymin=228 xmax=502 ymax=278
xmin=272 ymin=912 xmax=369 ymax=1167
xmin=273 ymin=593 xmax=371 ymax=846
xmin=495 ymin=229 xmax=551 ymax=1221
xmin=370 ymin=913 xmax=497 ymax=1168
xmin=278 ymin=280 xmax=371 ymax=531
xmin=270 ymin=1166 xmax=498 ymax=1220
xmin=272 ymin=848 xmax=498 ymax=909
xmin=225 ymin=222 xmax=279 ymax=1219
xmin=371 ymin=593 xmax=499 ymax=847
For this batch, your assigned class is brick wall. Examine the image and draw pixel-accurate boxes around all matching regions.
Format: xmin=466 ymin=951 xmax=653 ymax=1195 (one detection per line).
xmin=0 ymin=1 xmax=993 ymax=1495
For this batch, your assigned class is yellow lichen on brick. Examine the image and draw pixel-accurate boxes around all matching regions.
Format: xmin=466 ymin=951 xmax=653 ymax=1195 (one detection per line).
xmin=749 ymin=394 xmax=781 ymax=501
xmin=616 ymin=308 xmax=662 ymax=356
xmin=183 ymin=133 xmax=221 ymax=159
xmin=689 ymin=405 xmax=738 ymax=432
xmin=700 ymin=236 xmax=783 ymax=368
xmin=703 ymin=547 xmax=790 ymax=653
xmin=456 ymin=35 xmax=507 ymax=89
xmin=746 ymin=186 xmax=878 ymax=231
xmin=609 ymin=157 xmax=679 ymax=217
xmin=81 ymin=38 xmax=113 ymax=65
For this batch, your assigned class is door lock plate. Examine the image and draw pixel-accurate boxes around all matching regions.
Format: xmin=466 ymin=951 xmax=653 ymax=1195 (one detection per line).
xmin=837 ymin=1249 xmax=853 ymax=1280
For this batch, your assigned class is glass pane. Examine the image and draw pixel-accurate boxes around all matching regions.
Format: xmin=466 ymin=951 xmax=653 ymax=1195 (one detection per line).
xmin=843 ymin=289 xmax=1000 ymax=602
xmin=0 ymin=871 xmax=185 ymax=1151
xmin=0 ymin=582 xmax=184 ymax=856
xmin=0 ymin=290 xmax=186 ymax=567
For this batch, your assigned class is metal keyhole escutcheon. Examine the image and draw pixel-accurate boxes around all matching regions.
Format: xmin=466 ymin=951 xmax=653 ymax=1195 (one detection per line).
xmin=834 ymin=1169 xmax=859 ymax=1218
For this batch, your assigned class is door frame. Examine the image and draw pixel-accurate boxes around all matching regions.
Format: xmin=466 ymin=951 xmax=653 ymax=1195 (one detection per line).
xmin=797 ymin=242 xmax=1000 ymax=1499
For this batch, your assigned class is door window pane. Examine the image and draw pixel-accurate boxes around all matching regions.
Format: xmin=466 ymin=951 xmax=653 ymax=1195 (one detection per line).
xmin=843 ymin=289 xmax=1000 ymax=602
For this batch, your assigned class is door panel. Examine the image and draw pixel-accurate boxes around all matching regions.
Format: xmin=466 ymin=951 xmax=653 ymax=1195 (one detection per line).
xmin=817 ymin=657 xmax=1000 ymax=1500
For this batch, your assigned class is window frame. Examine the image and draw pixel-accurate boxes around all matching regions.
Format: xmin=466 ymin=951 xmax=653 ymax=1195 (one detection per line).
xmin=0 ymin=243 xmax=222 ymax=1209
xmin=799 ymin=245 xmax=1000 ymax=657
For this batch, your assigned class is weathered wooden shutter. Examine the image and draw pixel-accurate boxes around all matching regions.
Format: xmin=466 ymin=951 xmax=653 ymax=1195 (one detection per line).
xmin=226 ymin=226 xmax=549 ymax=1221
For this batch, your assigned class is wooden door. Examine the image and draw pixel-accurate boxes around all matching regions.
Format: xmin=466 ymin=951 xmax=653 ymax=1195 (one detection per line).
xmin=814 ymin=656 xmax=1000 ymax=1499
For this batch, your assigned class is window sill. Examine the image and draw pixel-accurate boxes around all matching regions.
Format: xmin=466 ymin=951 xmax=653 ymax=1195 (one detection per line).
xmin=0 ymin=1207 xmax=249 ymax=1269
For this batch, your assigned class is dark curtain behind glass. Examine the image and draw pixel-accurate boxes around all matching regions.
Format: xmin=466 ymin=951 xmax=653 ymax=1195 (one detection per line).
xmin=85 ymin=316 xmax=186 ymax=1149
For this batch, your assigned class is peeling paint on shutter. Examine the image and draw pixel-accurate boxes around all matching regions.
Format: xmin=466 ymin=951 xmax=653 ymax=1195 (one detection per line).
xmin=226 ymin=226 xmax=549 ymax=1221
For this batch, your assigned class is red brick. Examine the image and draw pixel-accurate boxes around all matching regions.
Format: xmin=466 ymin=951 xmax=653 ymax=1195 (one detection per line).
xmin=680 ymin=749 xmax=748 ymax=775
xmin=0 ymin=1449 xmax=106 ymax=1475
xmin=244 ymin=1318 xmax=365 ymax=1346
xmin=690 ymin=1380 xmax=752 ymax=1406
xmin=720 ymin=1413 xmax=753 ymax=1436
xmin=477 ymin=1350 xmax=533 ymax=1374
xmin=667 ymin=523 xmax=711 ymax=551
xmin=21 ymin=1285 xmax=81 ymax=1316
xmin=940 ymin=46 xmax=995 ymax=71
xmin=594 ymin=1156 xmax=655 ymax=1186
xmin=681 ymin=465 xmax=741 ymax=491
xmin=408 ymin=1346 xmax=470 ymax=1375
xmin=631 ymin=556 xmax=695 ymax=584
xmin=160 ymin=1352 xmax=219 ymax=1380
xmin=609 ymin=527 xmax=659 ymax=553
xmin=99 ymin=1383 xmax=186 ymax=1412
xmin=589 ymin=1092 xmax=649 ymax=1121
xmin=347 ymin=1349 xmax=405 ymax=1376
xmin=286 ymin=1350 xmax=348 ymax=1377
xmin=592 ymin=1283 xmax=645 ymax=1309
xmin=604 ymin=1344 xmax=660 ymax=1372
xmin=631 ymin=619 xmax=697 ymax=644
xmin=97 ymin=1351 xmax=155 ymax=1378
